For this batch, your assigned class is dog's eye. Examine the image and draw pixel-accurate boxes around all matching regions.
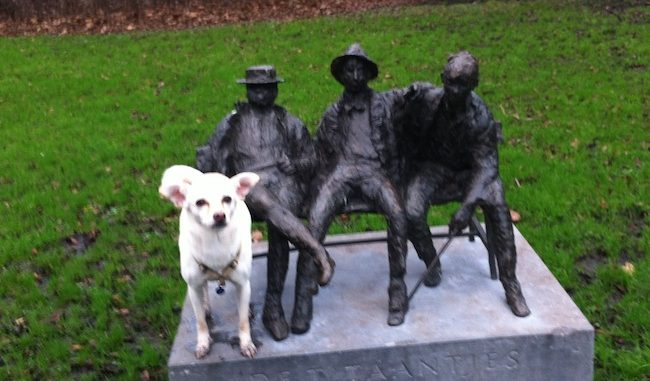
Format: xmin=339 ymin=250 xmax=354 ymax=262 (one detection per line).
xmin=222 ymin=196 xmax=232 ymax=204
xmin=195 ymin=199 xmax=208 ymax=207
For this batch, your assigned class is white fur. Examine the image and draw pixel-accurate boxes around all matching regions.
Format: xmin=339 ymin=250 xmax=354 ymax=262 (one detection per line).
xmin=159 ymin=165 xmax=259 ymax=359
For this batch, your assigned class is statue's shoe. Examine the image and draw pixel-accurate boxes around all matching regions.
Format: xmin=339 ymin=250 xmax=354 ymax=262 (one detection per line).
xmin=423 ymin=261 xmax=442 ymax=287
xmin=316 ymin=250 xmax=336 ymax=287
xmin=506 ymin=290 xmax=531 ymax=317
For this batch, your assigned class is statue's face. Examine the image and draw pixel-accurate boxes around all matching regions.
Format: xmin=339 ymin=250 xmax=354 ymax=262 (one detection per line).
xmin=442 ymin=71 xmax=474 ymax=106
xmin=246 ymin=84 xmax=278 ymax=108
xmin=340 ymin=58 xmax=369 ymax=93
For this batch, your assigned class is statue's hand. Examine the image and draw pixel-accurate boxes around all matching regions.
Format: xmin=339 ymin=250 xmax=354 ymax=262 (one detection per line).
xmin=278 ymin=154 xmax=296 ymax=175
xmin=449 ymin=205 xmax=472 ymax=235
xmin=405 ymin=82 xmax=427 ymax=103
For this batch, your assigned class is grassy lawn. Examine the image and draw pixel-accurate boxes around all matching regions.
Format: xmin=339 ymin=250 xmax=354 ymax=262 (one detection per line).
xmin=0 ymin=1 xmax=648 ymax=379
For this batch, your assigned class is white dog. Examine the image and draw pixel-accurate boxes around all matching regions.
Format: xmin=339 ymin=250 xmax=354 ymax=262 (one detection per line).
xmin=159 ymin=165 xmax=260 ymax=359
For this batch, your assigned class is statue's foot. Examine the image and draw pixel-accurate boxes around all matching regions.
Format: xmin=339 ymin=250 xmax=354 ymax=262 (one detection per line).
xmin=423 ymin=260 xmax=442 ymax=287
xmin=387 ymin=309 xmax=406 ymax=326
xmin=503 ymin=281 xmax=531 ymax=317
xmin=506 ymin=291 xmax=531 ymax=317
xmin=263 ymin=305 xmax=289 ymax=341
xmin=387 ymin=279 xmax=408 ymax=326
xmin=315 ymin=250 xmax=336 ymax=287
xmin=290 ymin=316 xmax=311 ymax=334
xmin=291 ymin=293 xmax=313 ymax=335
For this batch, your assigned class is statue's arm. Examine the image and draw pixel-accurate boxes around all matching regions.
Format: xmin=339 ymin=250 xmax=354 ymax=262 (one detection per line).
xmin=313 ymin=106 xmax=338 ymax=164
xmin=450 ymin=102 xmax=500 ymax=233
xmin=284 ymin=116 xmax=318 ymax=176
xmin=404 ymin=82 xmax=442 ymax=130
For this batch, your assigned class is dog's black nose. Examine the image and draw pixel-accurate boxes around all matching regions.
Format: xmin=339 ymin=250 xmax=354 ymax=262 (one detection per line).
xmin=213 ymin=212 xmax=226 ymax=225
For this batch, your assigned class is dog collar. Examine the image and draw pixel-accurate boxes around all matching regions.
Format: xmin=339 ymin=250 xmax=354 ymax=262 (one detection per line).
xmin=197 ymin=252 xmax=240 ymax=286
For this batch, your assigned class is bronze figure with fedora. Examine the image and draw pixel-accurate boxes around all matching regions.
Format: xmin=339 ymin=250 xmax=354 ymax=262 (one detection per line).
xmin=196 ymin=65 xmax=335 ymax=341
xmin=292 ymin=43 xmax=411 ymax=332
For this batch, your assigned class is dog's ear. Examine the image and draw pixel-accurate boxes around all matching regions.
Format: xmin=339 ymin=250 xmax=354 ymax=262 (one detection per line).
xmin=231 ymin=172 xmax=260 ymax=200
xmin=159 ymin=165 xmax=203 ymax=208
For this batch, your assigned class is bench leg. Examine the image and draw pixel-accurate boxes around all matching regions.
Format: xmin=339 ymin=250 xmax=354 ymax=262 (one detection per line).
xmin=470 ymin=215 xmax=498 ymax=280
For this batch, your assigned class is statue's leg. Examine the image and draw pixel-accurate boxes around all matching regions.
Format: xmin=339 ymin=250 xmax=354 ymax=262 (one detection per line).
xmin=262 ymin=225 xmax=290 ymax=341
xmin=363 ymin=175 xmax=409 ymax=326
xmin=405 ymin=169 xmax=442 ymax=287
xmin=292 ymin=172 xmax=349 ymax=334
xmin=255 ymin=185 xmax=334 ymax=287
xmin=290 ymin=251 xmax=317 ymax=334
xmin=482 ymin=180 xmax=530 ymax=317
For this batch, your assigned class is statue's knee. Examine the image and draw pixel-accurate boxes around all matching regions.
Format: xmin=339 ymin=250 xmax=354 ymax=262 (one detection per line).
xmin=405 ymin=205 xmax=426 ymax=226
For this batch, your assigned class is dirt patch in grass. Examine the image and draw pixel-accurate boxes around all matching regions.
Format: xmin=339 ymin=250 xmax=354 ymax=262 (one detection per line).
xmin=63 ymin=229 xmax=100 ymax=254
xmin=575 ymin=248 xmax=608 ymax=284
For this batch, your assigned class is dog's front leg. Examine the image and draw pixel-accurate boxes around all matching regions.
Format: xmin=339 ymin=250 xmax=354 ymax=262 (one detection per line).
xmin=202 ymin=283 xmax=211 ymax=320
xmin=187 ymin=284 xmax=212 ymax=358
xmin=234 ymin=280 xmax=256 ymax=358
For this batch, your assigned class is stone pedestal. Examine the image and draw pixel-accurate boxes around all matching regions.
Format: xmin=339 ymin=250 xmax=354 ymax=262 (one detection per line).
xmin=168 ymin=226 xmax=594 ymax=380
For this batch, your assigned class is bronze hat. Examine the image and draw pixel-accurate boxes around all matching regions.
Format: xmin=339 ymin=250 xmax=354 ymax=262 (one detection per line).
xmin=330 ymin=43 xmax=379 ymax=84
xmin=237 ymin=65 xmax=284 ymax=85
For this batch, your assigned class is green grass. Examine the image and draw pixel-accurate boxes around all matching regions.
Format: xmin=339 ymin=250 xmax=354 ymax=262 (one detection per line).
xmin=0 ymin=1 xmax=648 ymax=379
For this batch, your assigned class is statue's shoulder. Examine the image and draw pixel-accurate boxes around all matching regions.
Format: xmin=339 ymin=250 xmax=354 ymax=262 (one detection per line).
xmin=469 ymin=93 xmax=493 ymax=126
xmin=213 ymin=103 xmax=244 ymax=139
xmin=321 ymin=100 xmax=342 ymax=123
xmin=466 ymin=93 xmax=499 ymax=140
xmin=273 ymin=105 xmax=299 ymax=125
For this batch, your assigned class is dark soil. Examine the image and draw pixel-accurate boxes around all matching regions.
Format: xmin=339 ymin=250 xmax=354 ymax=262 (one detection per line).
xmin=575 ymin=248 xmax=608 ymax=284
xmin=0 ymin=0 xmax=432 ymax=36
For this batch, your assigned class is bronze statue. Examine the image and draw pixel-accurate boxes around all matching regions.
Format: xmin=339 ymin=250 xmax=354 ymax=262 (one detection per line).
xmin=196 ymin=65 xmax=335 ymax=341
xmin=292 ymin=44 xmax=410 ymax=333
xmin=402 ymin=51 xmax=530 ymax=317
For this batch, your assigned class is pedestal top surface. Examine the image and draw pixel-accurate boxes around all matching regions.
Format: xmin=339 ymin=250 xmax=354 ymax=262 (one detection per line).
xmin=168 ymin=226 xmax=592 ymax=365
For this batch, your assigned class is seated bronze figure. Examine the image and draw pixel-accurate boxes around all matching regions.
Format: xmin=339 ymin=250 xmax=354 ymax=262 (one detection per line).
xmin=402 ymin=51 xmax=530 ymax=317
xmin=293 ymin=44 xmax=411 ymax=331
xmin=196 ymin=65 xmax=335 ymax=341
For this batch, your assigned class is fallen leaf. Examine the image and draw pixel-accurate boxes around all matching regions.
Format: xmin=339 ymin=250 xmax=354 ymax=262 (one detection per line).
xmin=251 ymin=230 xmax=263 ymax=242
xmin=510 ymin=209 xmax=521 ymax=222
xmin=49 ymin=310 xmax=63 ymax=323
xmin=621 ymin=262 xmax=635 ymax=275
xmin=14 ymin=317 xmax=26 ymax=328
xmin=571 ymin=138 xmax=580 ymax=148
xmin=118 ymin=275 xmax=133 ymax=283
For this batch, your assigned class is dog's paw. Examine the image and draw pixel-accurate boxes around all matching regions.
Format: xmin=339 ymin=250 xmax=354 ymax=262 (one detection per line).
xmin=240 ymin=340 xmax=257 ymax=358
xmin=194 ymin=334 xmax=213 ymax=359
xmin=195 ymin=343 xmax=210 ymax=359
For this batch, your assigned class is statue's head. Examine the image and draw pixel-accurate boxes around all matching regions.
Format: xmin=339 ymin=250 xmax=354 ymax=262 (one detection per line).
xmin=441 ymin=51 xmax=478 ymax=105
xmin=331 ymin=43 xmax=378 ymax=93
xmin=237 ymin=65 xmax=282 ymax=107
